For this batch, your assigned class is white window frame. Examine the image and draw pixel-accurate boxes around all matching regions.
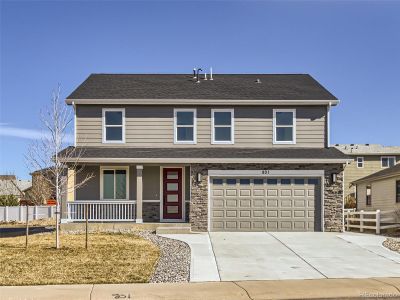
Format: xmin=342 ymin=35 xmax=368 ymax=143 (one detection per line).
xmin=100 ymin=166 xmax=130 ymax=200
xmin=211 ymin=108 xmax=234 ymax=145
xmin=102 ymin=108 xmax=125 ymax=144
xmin=174 ymin=108 xmax=197 ymax=144
xmin=273 ymin=109 xmax=296 ymax=145
xmin=356 ymin=156 xmax=364 ymax=168
xmin=381 ymin=156 xmax=396 ymax=168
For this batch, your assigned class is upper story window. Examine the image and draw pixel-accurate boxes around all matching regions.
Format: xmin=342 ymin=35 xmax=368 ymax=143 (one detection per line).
xmin=102 ymin=108 xmax=125 ymax=143
xmin=366 ymin=185 xmax=372 ymax=206
xmin=356 ymin=157 xmax=364 ymax=168
xmin=212 ymin=109 xmax=234 ymax=144
xmin=273 ymin=109 xmax=296 ymax=144
xmin=396 ymin=180 xmax=400 ymax=203
xmin=174 ymin=109 xmax=196 ymax=144
xmin=381 ymin=156 xmax=396 ymax=168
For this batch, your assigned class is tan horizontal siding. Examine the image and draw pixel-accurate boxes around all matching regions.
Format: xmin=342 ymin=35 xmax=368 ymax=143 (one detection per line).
xmin=76 ymin=105 xmax=326 ymax=148
xmin=344 ymin=155 xmax=400 ymax=199
xmin=357 ymin=176 xmax=400 ymax=212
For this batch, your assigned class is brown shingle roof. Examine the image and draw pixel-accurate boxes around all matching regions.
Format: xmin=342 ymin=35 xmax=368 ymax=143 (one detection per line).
xmin=66 ymin=74 xmax=337 ymax=102
xmin=352 ymin=163 xmax=400 ymax=184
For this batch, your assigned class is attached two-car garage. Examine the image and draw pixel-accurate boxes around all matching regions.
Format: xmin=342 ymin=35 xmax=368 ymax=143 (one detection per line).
xmin=210 ymin=175 xmax=322 ymax=232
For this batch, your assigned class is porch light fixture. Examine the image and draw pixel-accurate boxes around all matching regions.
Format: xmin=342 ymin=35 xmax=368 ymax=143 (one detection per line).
xmin=331 ymin=173 xmax=337 ymax=183
xmin=197 ymin=173 xmax=202 ymax=183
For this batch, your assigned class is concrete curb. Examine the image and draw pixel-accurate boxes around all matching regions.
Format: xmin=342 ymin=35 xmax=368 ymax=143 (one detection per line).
xmin=1 ymin=278 xmax=400 ymax=300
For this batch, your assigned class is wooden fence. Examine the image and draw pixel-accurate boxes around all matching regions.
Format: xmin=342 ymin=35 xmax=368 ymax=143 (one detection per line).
xmin=344 ymin=209 xmax=399 ymax=234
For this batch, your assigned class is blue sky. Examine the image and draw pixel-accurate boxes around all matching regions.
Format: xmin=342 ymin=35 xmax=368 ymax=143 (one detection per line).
xmin=1 ymin=0 xmax=400 ymax=179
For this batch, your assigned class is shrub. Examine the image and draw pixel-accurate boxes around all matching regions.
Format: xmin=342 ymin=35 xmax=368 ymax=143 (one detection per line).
xmin=0 ymin=195 xmax=19 ymax=206
xmin=344 ymin=195 xmax=356 ymax=209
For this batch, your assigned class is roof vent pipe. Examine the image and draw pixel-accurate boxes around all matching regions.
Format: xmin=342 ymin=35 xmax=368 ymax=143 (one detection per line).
xmin=193 ymin=68 xmax=197 ymax=79
xmin=204 ymin=72 xmax=208 ymax=80
xmin=196 ymin=68 xmax=202 ymax=83
xmin=210 ymin=67 xmax=213 ymax=80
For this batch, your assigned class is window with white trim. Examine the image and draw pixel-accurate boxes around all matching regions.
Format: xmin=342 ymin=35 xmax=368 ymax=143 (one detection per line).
xmin=381 ymin=156 xmax=396 ymax=168
xmin=366 ymin=185 xmax=372 ymax=206
xmin=356 ymin=157 xmax=364 ymax=168
xmin=273 ymin=109 xmax=296 ymax=144
xmin=103 ymin=108 xmax=125 ymax=143
xmin=174 ymin=109 xmax=196 ymax=144
xmin=212 ymin=109 xmax=234 ymax=144
xmin=101 ymin=168 xmax=128 ymax=200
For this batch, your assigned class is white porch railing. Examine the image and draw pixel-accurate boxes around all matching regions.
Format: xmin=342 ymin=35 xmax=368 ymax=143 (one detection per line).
xmin=67 ymin=201 xmax=136 ymax=222
xmin=345 ymin=209 xmax=399 ymax=234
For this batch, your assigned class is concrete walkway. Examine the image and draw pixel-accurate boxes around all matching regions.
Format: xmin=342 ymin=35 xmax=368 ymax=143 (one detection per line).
xmin=1 ymin=278 xmax=400 ymax=300
xmin=164 ymin=232 xmax=400 ymax=282
xmin=160 ymin=233 xmax=220 ymax=282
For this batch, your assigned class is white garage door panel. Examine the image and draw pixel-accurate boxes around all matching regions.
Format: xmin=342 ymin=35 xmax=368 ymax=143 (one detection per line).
xmin=210 ymin=177 xmax=320 ymax=232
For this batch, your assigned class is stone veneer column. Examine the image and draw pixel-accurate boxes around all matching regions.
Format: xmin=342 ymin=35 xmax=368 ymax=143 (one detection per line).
xmin=136 ymin=165 xmax=143 ymax=223
xmin=189 ymin=165 xmax=209 ymax=232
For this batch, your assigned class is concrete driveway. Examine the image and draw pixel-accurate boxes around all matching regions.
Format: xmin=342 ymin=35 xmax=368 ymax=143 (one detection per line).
xmin=163 ymin=232 xmax=400 ymax=282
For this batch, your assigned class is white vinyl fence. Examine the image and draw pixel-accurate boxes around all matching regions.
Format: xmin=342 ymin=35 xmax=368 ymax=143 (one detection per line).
xmin=0 ymin=206 xmax=56 ymax=222
xmin=344 ymin=209 xmax=399 ymax=234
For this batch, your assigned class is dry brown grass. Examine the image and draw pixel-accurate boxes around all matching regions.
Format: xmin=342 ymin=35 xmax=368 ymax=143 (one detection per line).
xmin=0 ymin=232 xmax=160 ymax=285
xmin=0 ymin=218 xmax=55 ymax=227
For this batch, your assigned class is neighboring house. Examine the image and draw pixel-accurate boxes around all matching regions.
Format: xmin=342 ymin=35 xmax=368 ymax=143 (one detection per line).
xmin=0 ymin=175 xmax=32 ymax=201
xmin=352 ymin=163 xmax=400 ymax=214
xmin=25 ymin=168 xmax=56 ymax=205
xmin=60 ymin=73 xmax=350 ymax=232
xmin=334 ymin=144 xmax=400 ymax=206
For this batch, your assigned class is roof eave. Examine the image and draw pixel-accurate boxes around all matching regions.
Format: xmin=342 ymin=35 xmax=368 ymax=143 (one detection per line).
xmin=61 ymin=157 xmax=350 ymax=164
xmin=352 ymin=172 xmax=400 ymax=185
xmin=65 ymin=98 xmax=340 ymax=106
xmin=341 ymin=152 xmax=400 ymax=156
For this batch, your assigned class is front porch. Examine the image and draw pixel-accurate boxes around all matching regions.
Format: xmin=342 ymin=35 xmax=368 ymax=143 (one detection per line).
xmin=63 ymin=164 xmax=191 ymax=224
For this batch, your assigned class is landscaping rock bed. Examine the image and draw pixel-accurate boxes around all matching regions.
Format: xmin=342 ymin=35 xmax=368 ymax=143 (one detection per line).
xmin=138 ymin=231 xmax=190 ymax=283
xmin=383 ymin=238 xmax=400 ymax=253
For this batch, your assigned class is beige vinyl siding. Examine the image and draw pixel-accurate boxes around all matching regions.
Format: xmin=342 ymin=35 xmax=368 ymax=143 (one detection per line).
xmin=343 ymin=155 xmax=400 ymax=199
xmin=356 ymin=175 xmax=400 ymax=212
xmin=76 ymin=105 xmax=326 ymax=148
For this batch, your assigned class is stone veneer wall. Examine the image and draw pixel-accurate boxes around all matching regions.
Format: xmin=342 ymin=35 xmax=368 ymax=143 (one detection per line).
xmin=143 ymin=202 xmax=160 ymax=222
xmin=190 ymin=163 xmax=344 ymax=232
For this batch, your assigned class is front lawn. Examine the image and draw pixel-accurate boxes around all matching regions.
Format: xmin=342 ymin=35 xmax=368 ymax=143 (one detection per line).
xmin=0 ymin=232 xmax=160 ymax=285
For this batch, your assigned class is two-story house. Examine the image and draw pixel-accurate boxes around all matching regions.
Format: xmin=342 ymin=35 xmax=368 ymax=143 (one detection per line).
xmin=60 ymin=73 xmax=349 ymax=232
xmin=334 ymin=144 xmax=400 ymax=208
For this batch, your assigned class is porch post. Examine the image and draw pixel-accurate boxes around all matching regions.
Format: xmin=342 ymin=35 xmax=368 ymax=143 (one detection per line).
xmin=136 ymin=165 xmax=143 ymax=223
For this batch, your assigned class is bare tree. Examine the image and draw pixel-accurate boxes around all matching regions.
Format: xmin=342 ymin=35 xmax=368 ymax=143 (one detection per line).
xmin=26 ymin=85 xmax=92 ymax=249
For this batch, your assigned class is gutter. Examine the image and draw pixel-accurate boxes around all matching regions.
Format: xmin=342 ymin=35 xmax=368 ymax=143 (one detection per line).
xmin=65 ymin=98 xmax=340 ymax=106
xmin=60 ymin=157 xmax=352 ymax=164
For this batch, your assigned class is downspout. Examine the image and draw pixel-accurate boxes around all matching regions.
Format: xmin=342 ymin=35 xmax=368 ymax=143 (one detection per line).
xmin=72 ymin=101 xmax=76 ymax=147
xmin=327 ymin=102 xmax=331 ymax=147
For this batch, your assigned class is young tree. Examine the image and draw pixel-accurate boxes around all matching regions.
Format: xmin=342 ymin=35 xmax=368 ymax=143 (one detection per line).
xmin=26 ymin=85 xmax=92 ymax=249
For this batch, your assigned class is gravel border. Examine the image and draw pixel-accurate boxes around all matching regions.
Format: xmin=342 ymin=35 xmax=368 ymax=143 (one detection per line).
xmin=137 ymin=231 xmax=190 ymax=283
xmin=383 ymin=237 xmax=400 ymax=253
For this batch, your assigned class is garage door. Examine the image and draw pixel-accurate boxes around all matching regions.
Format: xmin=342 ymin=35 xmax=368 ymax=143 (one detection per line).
xmin=210 ymin=177 xmax=321 ymax=232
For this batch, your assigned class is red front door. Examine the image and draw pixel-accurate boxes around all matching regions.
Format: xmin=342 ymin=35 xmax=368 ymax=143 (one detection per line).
xmin=163 ymin=168 xmax=183 ymax=220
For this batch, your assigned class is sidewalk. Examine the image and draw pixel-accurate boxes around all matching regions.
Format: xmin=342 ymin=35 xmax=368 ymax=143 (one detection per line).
xmin=1 ymin=278 xmax=400 ymax=300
